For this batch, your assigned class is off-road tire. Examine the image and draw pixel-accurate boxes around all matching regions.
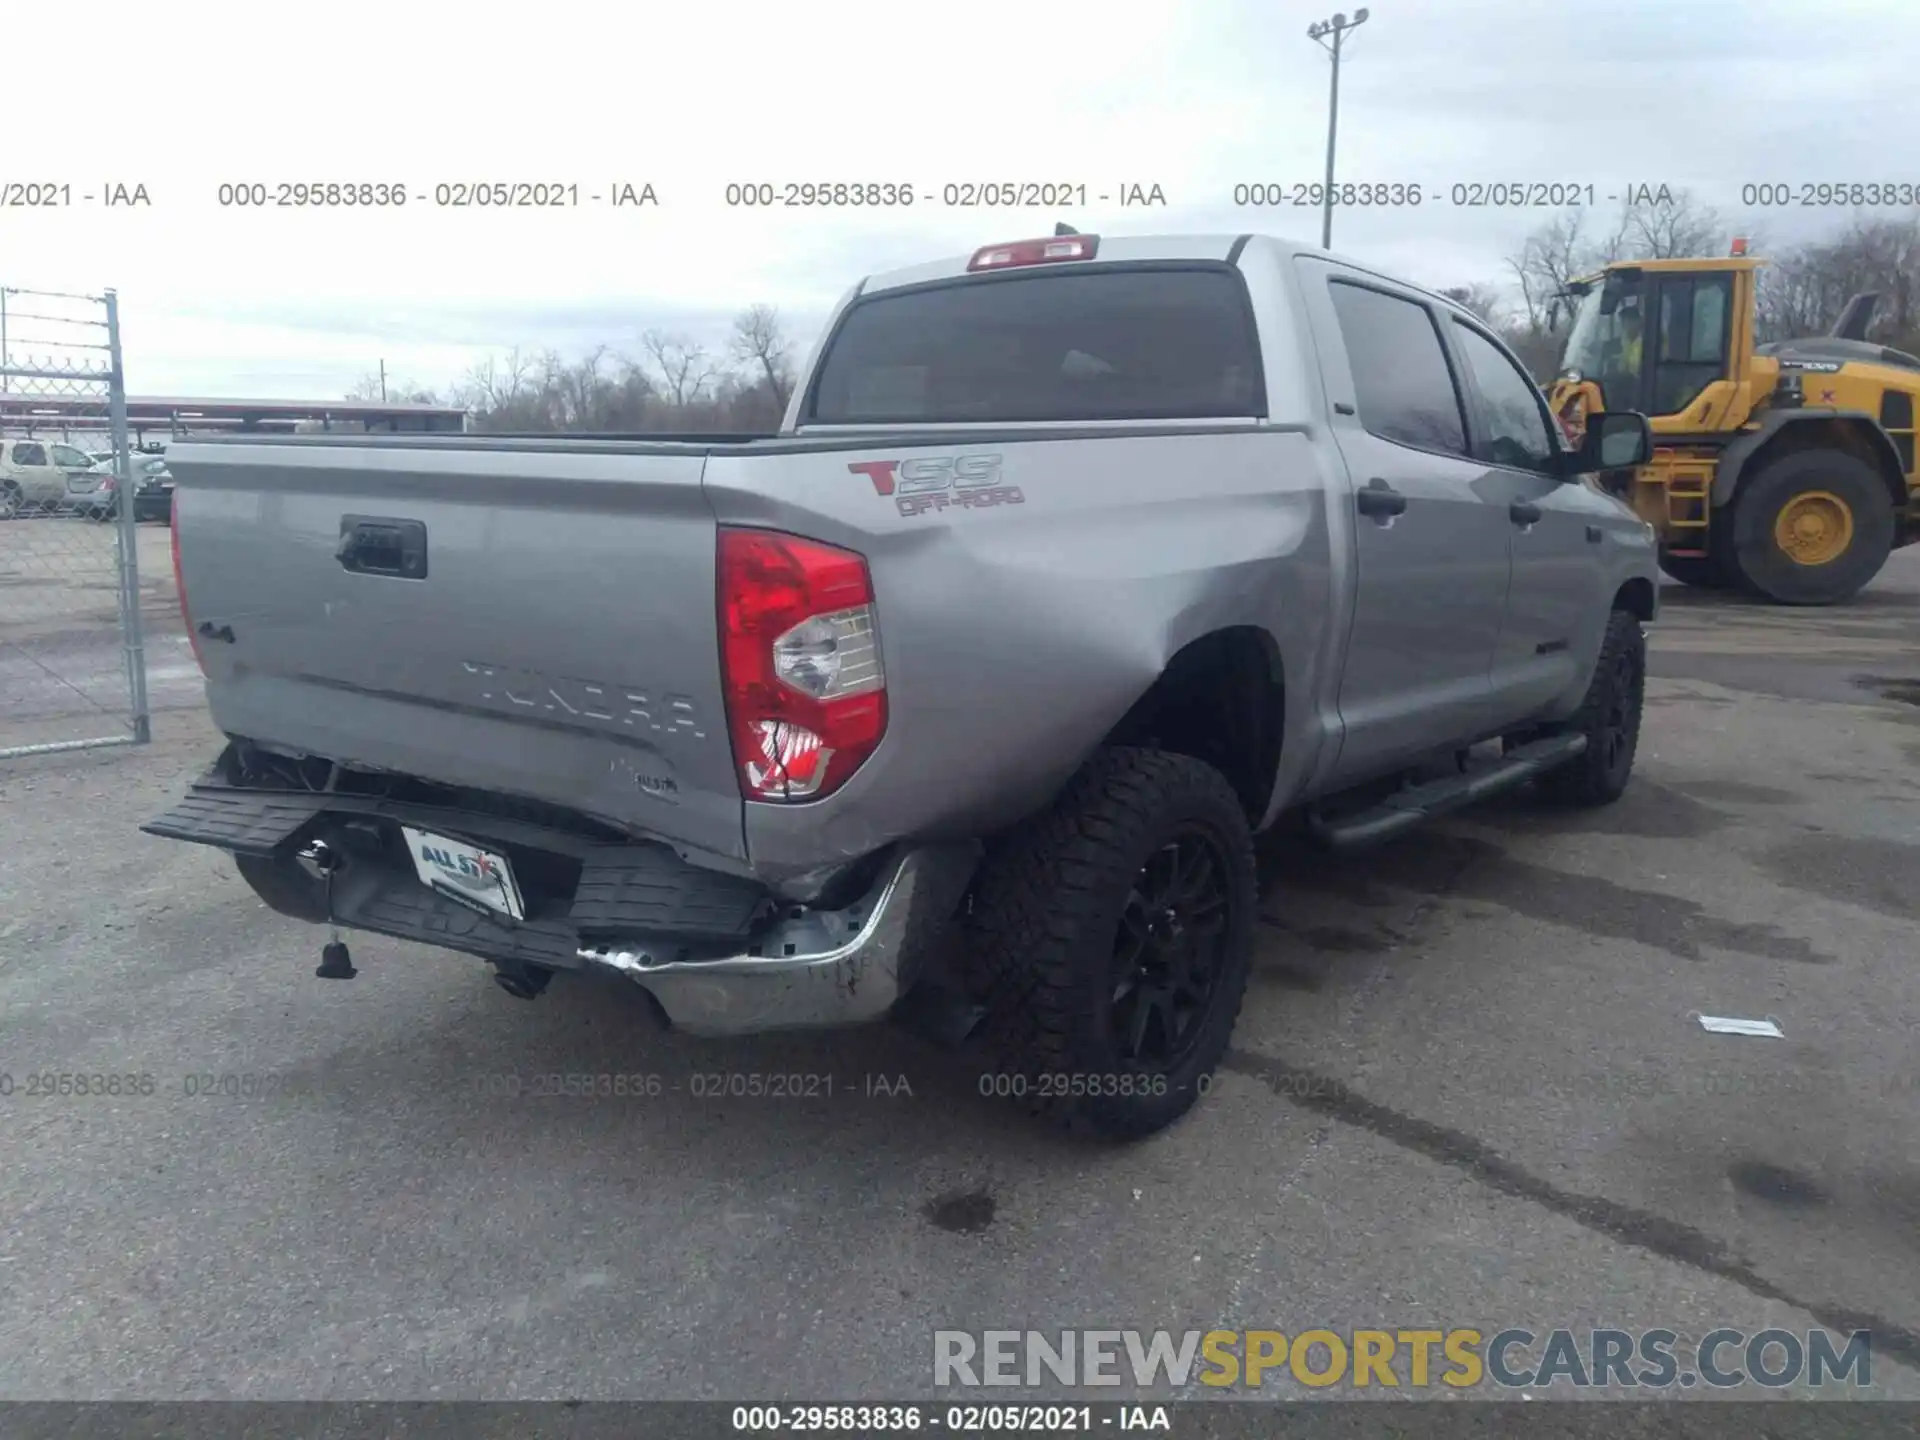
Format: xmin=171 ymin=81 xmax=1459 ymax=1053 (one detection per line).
xmin=962 ymin=747 xmax=1257 ymax=1141
xmin=1728 ymin=450 xmax=1895 ymax=606
xmin=0 ymin=483 xmax=20 ymax=521
xmin=1532 ymin=608 xmax=1645 ymax=807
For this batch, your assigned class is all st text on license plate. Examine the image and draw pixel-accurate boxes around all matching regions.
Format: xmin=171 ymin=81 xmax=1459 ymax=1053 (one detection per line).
xmin=402 ymin=826 xmax=526 ymax=922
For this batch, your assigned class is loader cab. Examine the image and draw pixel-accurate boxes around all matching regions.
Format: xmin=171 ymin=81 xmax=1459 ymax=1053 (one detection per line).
xmin=1557 ymin=262 xmax=1748 ymax=424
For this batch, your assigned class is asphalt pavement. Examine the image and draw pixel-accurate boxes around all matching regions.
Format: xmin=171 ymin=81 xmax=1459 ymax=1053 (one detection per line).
xmin=1 ymin=545 xmax=1918 ymax=1407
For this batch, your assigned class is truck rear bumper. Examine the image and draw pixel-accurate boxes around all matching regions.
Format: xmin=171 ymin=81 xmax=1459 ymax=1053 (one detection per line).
xmin=579 ymin=843 xmax=977 ymax=1036
xmin=142 ymin=766 xmax=977 ymax=1037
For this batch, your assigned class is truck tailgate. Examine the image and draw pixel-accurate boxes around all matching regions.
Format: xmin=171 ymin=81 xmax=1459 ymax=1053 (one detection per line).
xmin=168 ymin=441 xmax=744 ymax=864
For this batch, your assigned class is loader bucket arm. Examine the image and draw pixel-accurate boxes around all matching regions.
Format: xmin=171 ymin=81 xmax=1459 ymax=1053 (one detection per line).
xmin=1832 ymin=292 xmax=1880 ymax=341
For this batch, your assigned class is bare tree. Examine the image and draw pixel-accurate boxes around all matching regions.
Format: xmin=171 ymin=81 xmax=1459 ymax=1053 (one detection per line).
xmin=1508 ymin=209 xmax=1593 ymax=334
xmin=1618 ymin=187 xmax=1726 ymax=260
xmin=641 ymin=330 xmax=718 ymax=409
xmin=330 ymin=300 xmax=809 ymax=434
xmin=458 ymin=348 xmax=537 ymax=413
xmin=346 ymin=373 xmax=440 ymax=405
xmin=553 ymin=345 xmax=606 ymax=428
xmin=1438 ymin=284 xmax=1504 ymax=325
xmin=730 ymin=304 xmax=796 ymax=410
xmin=1754 ymin=212 xmax=1920 ymax=349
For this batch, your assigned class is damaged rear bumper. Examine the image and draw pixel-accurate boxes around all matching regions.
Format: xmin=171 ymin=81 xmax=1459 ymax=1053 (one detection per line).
xmin=142 ymin=773 xmax=976 ymax=1037
xmin=578 ymin=843 xmax=975 ymax=1036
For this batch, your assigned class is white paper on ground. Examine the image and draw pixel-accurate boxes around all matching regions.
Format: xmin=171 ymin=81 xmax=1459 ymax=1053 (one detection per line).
xmin=1697 ymin=1015 xmax=1785 ymax=1038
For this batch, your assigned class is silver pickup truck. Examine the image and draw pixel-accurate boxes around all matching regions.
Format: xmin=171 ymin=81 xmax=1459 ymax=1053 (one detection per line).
xmin=146 ymin=231 xmax=1659 ymax=1138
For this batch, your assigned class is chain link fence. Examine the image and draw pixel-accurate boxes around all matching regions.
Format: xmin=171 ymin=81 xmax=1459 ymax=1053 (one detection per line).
xmin=0 ymin=286 xmax=153 ymax=757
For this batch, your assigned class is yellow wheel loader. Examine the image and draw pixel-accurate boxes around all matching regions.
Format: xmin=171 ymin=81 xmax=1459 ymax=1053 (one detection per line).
xmin=1547 ymin=252 xmax=1920 ymax=605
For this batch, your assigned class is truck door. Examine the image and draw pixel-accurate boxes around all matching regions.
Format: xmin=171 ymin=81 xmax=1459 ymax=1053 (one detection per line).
xmin=1443 ymin=315 xmax=1604 ymax=715
xmin=1298 ymin=264 xmax=1514 ymax=784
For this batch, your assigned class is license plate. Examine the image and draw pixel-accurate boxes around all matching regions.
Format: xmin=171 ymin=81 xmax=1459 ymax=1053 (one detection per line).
xmin=402 ymin=826 xmax=525 ymax=922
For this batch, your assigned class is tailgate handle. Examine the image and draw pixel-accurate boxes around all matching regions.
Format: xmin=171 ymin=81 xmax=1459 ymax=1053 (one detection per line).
xmin=337 ymin=516 xmax=428 ymax=579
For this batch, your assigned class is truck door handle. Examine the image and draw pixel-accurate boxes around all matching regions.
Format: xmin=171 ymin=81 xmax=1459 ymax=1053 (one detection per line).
xmin=1509 ymin=501 xmax=1543 ymax=527
xmin=1356 ymin=479 xmax=1407 ymax=520
xmin=337 ymin=515 xmax=429 ymax=579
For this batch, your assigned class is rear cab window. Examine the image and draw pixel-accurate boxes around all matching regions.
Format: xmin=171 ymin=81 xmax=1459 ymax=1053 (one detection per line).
xmin=806 ymin=267 xmax=1266 ymax=424
xmin=1325 ymin=280 xmax=1470 ymax=456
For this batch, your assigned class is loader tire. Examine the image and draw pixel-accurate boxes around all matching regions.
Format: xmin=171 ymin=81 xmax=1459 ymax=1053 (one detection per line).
xmin=1657 ymin=551 xmax=1730 ymax=589
xmin=962 ymin=747 xmax=1256 ymax=1141
xmin=1729 ymin=450 xmax=1895 ymax=606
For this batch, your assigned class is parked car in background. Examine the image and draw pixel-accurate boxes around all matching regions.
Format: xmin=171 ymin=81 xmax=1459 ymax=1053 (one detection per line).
xmin=75 ymin=454 xmax=175 ymax=522
xmin=2 ymin=438 xmax=103 ymax=518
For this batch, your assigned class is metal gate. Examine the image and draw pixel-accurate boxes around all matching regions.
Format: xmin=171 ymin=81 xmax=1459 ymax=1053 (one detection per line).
xmin=0 ymin=286 xmax=152 ymax=757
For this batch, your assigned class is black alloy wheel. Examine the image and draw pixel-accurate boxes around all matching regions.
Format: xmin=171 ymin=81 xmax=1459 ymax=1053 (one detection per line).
xmin=1597 ymin=644 xmax=1640 ymax=785
xmin=1109 ymin=828 xmax=1233 ymax=1070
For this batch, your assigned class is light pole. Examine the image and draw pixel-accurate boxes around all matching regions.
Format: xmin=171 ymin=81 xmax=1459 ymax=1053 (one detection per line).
xmin=1307 ymin=8 xmax=1369 ymax=250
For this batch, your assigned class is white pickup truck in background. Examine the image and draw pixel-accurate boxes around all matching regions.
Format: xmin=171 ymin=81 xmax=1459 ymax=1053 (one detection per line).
xmin=0 ymin=437 xmax=101 ymax=518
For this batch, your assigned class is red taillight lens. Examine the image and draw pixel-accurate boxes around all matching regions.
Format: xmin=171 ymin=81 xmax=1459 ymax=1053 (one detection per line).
xmin=718 ymin=527 xmax=886 ymax=802
xmin=171 ymin=496 xmax=206 ymax=676
xmin=967 ymin=234 xmax=1099 ymax=271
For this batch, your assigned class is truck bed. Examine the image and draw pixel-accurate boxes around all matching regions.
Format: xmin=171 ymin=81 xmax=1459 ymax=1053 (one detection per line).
xmin=168 ymin=420 xmax=1328 ymax=882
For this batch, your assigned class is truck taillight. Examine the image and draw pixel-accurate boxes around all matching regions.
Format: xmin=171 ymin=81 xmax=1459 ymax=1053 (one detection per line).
xmin=967 ymin=234 xmax=1099 ymax=271
xmin=717 ymin=527 xmax=886 ymax=802
xmin=171 ymin=497 xmax=206 ymax=676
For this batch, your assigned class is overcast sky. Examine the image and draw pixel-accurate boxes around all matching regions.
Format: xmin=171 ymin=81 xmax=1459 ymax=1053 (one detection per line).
xmin=4 ymin=0 xmax=1915 ymax=401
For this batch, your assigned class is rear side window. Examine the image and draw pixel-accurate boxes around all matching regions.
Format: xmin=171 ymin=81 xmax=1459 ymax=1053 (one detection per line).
xmin=11 ymin=441 xmax=48 ymax=467
xmin=1327 ymin=281 xmax=1468 ymax=456
xmin=808 ymin=268 xmax=1264 ymax=424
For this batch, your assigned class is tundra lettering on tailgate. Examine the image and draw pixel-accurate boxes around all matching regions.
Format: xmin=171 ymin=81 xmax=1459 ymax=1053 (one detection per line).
xmin=848 ymin=454 xmax=1025 ymax=518
xmin=459 ymin=661 xmax=707 ymax=739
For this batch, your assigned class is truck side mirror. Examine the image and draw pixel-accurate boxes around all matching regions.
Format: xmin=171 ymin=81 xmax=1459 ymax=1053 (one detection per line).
xmin=1561 ymin=410 xmax=1651 ymax=476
